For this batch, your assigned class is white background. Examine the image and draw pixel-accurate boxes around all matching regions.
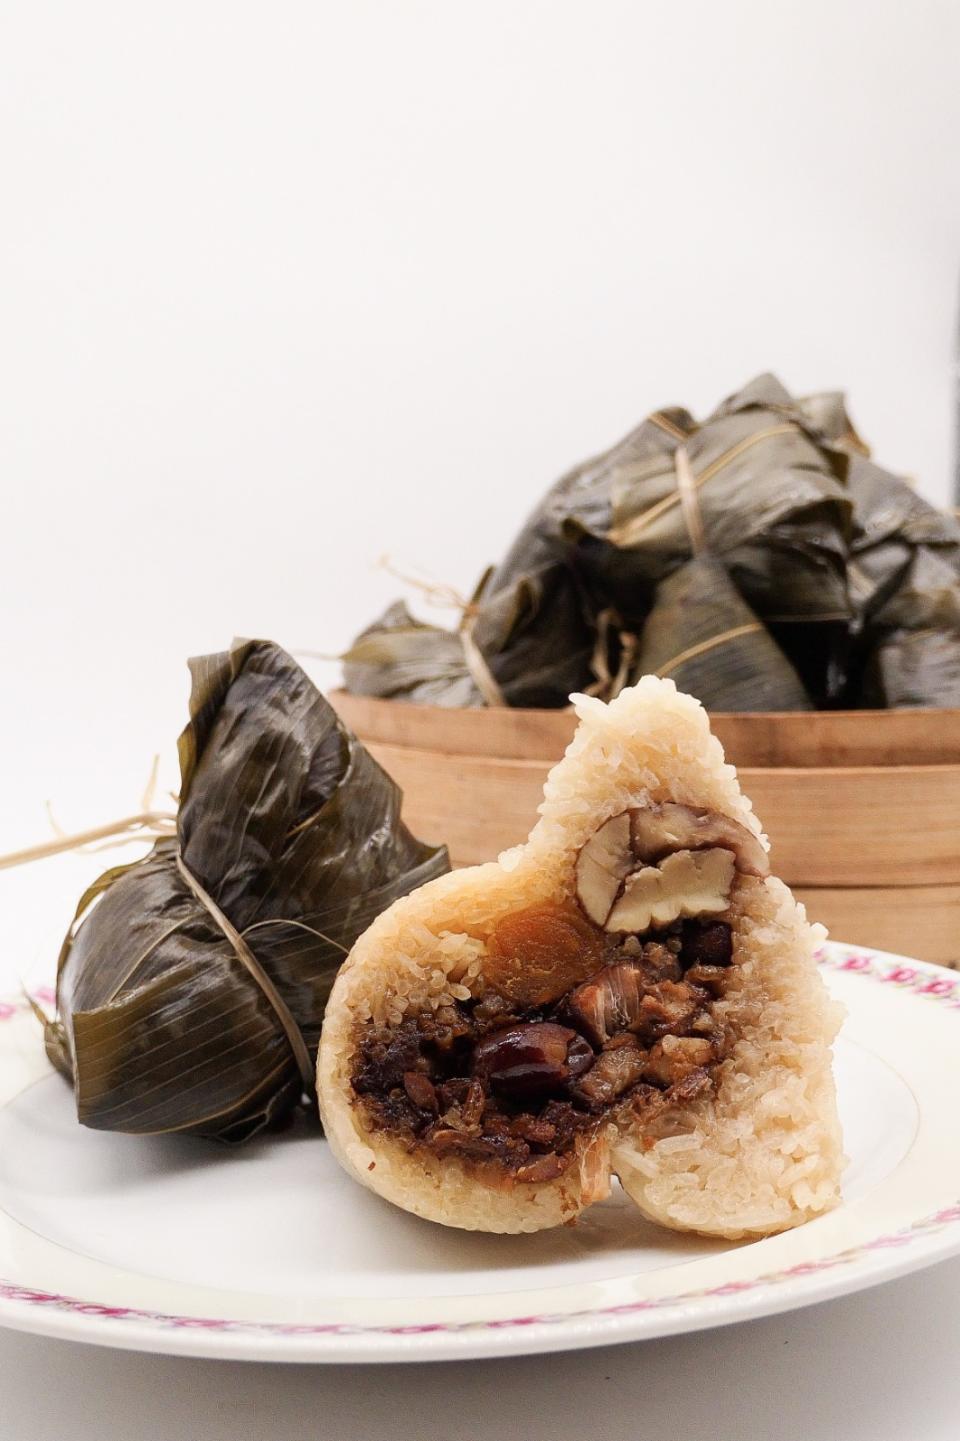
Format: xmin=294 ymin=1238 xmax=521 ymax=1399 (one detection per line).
xmin=2 ymin=2 xmax=960 ymax=1436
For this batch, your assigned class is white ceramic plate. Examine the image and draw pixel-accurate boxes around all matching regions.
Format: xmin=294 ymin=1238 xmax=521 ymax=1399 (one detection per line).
xmin=1 ymin=942 xmax=959 ymax=1363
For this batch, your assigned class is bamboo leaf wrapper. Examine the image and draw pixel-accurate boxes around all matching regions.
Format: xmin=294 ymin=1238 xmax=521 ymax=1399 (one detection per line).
xmin=46 ymin=640 xmax=449 ymax=1141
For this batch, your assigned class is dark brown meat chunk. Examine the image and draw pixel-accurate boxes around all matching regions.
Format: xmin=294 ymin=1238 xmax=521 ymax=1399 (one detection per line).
xmin=569 ymin=1043 xmax=648 ymax=1110
xmin=352 ymin=1023 xmax=423 ymax=1094
xmin=602 ymin=1030 xmax=641 ymax=1051
xmin=424 ymin=1129 xmax=502 ymax=1162
xmin=435 ymin=1077 xmax=472 ymax=1111
xmin=632 ymin=980 xmax=701 ymax=1043
xmin=565 ymin=961 xmax=646 ymax=1046
xmin=538 ymin=1099 xmax=586 ymax=1152
xmin=364 ymin=1091 xmax=422 ymax=1134
xmin=508 ymin=1115 xmax=558 ymax=1147
xmin=515 ymin=1152 xmax=567 ymax=1183
xmin=564 ymin=953 xmax=703 ymax=1047
xmin=402 ymin=1071 xmax=438 ymax=1114
xmin=683 ymin=964 xmax=729 ymax=996
xmin=459 ymin=1078 xmax=485 ymax=1129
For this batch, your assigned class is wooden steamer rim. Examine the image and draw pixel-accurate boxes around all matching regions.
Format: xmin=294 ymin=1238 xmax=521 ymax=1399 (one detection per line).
xmin=331 ymin=692 xmax=960 ymax=768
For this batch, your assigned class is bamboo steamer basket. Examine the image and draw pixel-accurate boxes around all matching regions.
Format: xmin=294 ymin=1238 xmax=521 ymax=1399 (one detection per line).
xmin=331 ymin=694 xmax=960 ymax=967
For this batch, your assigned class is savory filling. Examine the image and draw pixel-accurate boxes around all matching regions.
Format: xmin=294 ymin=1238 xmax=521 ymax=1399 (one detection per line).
xmin=351 ymin=804 xmax=764 ymax=1185
xmin=351 ymin=910 xmax=736 ymax=1184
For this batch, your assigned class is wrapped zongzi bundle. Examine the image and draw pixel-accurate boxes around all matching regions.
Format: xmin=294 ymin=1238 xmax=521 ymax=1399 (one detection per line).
xmin=486 ymin=405 xmax=697 ymax=624
xmin=343 ymin=563 xmax=594 ymax=708
xmin=342 ymin=372 xmax=960 ymax=712
xmin=584 ymin=375 xmax=853 ymax=635
xmin=631 ymin=556 xmax=812 ymax=711
xmin=847 ymin=455 xmax=960 ymax=615
xmin=857 ymin=547 xmax=960 ymax=707
xmin=318 ymin=678 xmax=843 ymax=1238
xmin=343 ymin=601 xmax=485 ymax=707
xmin=563 ymin=377 xmax=856 ymax=705
xmin=45 ymin=639 xmax=448 ymax=1141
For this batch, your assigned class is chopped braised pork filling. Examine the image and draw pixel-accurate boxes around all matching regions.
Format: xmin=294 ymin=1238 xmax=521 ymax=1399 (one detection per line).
xmin=351 ymin=912 xmax=735 ymax=1183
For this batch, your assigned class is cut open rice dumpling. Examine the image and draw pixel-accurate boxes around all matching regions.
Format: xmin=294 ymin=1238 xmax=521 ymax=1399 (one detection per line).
xmin=317 ymin=677 xmax=844 ymax=1239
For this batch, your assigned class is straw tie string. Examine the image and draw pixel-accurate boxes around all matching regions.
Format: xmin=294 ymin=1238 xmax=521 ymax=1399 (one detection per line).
xmin=175 ymin=853 xmax=316 ymax=1097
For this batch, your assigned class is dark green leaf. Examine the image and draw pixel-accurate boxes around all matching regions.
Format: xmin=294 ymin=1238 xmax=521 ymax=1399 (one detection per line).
xmin=857 ymin=548 xmax=960 ymax=707
xmin=631 ymin=556 xmax=813 ymax=711
xmin=342 ymin=562 xmax=594 ymax=710
xmin=51 ymin=640 xmax=449 ymax=1141
xmin=341 ymin=374 xmax=960 ymax=712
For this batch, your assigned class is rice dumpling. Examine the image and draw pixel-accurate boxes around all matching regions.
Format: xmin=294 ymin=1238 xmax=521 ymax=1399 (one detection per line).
xmin=45 ymin=639 xmax=449 ymax=1142
xmin=343 ymin=563 xmax=594 ymax=709
xmin=342 ymin=373 xmax=960 ymax=712
xmin=318 ymin=677 xmax=843 ymax=1237
xmin=847 ymin=454 xmax=960 ymax=613
xmin=343 ymin=601 xmax=485 ymax=707
xmin=632 ymin=556 xmax=813 ymax=711
xmin=857 ymin=547 xmax=960 ymax=707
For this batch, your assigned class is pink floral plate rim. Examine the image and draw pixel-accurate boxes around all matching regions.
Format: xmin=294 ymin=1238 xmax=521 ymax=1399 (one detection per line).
xmin=1 ymin=945 xmax=959 ymax=1360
